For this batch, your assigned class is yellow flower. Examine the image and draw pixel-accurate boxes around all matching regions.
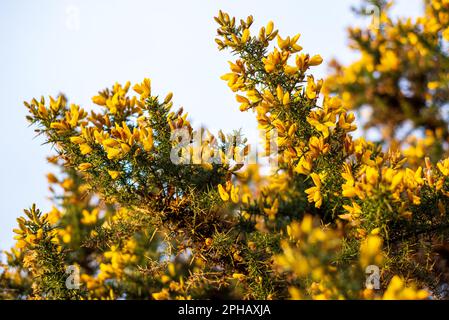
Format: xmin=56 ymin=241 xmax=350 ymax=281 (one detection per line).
xmin=46 ymin=173 xmax=58 ymax=184
xmin=428 ymin=81 xmax=439 ymax=90
xmin=442 ymin=27 xmax=449 ymax=41
xmin=103 ymin=138 xmax=119 ymax=148
xmin=92 ymin=95 xmax=106 ymax=106
xmin=266 ymin=21 xmax=274 ymax=35
xmin=241 ymin=28 xmax=250 ymax=43
xmin=338 ymin=112 xmax=357 ymax=132
xmin=164 ymin=92 xmax=173 ymax=104
xmin=294 ymin=156 xmax=313 ymax=175
xmin=221 ymin=72 xmax=245 ymax=91
xmin=307 ymin=113 xmax=334 ymax=138
xmin=277 ymin=34 xmax=302 ymax=52
xmin=390 ymin=171 xmax=404 ymax=191
xmin=140 ymin=127 xmax=154 ymax=152
xmin=218 ymin=183 xmax=240 ymax=203
xmin=378 ymin=50 xmax=399 ymax=72
xmin=264 ymin=198 xmax=279 ymax=220
xmin=152 ymin=289 xmax=170 ymax=300
xmin=236 ymin=94 xmax=250 ymax=111
xmin=105 ymin=147 xmax=123 ymax=160
xmin=46 ymin=206 xmax=61 ymax=225
xmin=284 ymin=65 xmax=299 ymax=75
xmin=262 ymin=48 xmax=287 ymax=73
xmin=245 ymin=90 xmax=261 ymax=106
xmin=383 ymin=276 xmax=429 ymax=300
xmin=282 ymin=91 xmax=290 ymax=106
xmin=50 ymin=122 xmax=67 ymax=131
xmin=61 ymin=178 xmax=74 ymax=190
xmin=49 ymin=96 xmax=62 ymax=112
xmin=241 ymin=193 xmax=251 ymax=204
xmin=232 ymin=273 xmax=246 ymax=281
xmin=218 ymin=184 xmax=229 ymax=201
xmin=340 ymin=202 xmax=362 ymax=221
xmin=78 ymin=163 xmax=93 ymax=171
xmin=437 ymin=158 xmax=449 ymax=176
xmin=16 ymin=240 xmax=27 ymax=249
xmin=308 ymin=136 xmax=329 ymax=158
xmin=108 ymin=170 xmax=120 ymax=180
xmin=60 ymin=227 xmax=72 ymax=243
xmin=277 ymin=35 xmax=290 ymax=50
xmin=81 ymin=209 xmax=98 ymax=225
xmin=309 ymin=54 xmax=323 ymax=66
xmin=295 ymin=54 xmax=308 ymax=72
xmin=365 ymin=166 xmax=379 ymax=185
xmin=205 ymin=238 xmax=213 ymax=246
xmin=133 ymin=78 xmax=151 ymax=100
xmin=67 ymin=104 xmax=81 ymax=128
xmin=359 ymin=235 xmax=383 ymax=268
xmin=230 ymin=185 xmax=240 ymax=204
xmin=306 ymin=76 xmax=324 ymax=101
xmin=305 ymin=173 xmax=323 ymax=208
xmin=70 ymin=136 xmax=85 ymax=144
xmin=79 ymin=144 xmax=93 ymax=155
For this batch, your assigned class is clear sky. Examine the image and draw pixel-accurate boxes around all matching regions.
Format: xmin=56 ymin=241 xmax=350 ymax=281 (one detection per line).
xmin=0 ymin=0 xmax=422 ymax=251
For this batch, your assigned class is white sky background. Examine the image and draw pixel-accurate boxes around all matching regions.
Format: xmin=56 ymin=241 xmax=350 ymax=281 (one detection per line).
xmin=0 ymin=0 xmax=422 ymax=250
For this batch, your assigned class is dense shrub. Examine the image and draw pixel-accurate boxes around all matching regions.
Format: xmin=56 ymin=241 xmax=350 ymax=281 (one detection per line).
xmin=1 ymin=1 xmax=449 ymax=300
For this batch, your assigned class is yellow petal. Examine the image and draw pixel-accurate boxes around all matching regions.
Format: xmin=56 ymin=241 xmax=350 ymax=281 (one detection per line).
xmin=108 ymin=170 xmax=120 ymax=180
xmin=92 ymin=95 xmax=106 ymax=106
xmin=218 ymin=184 xmax=229 ymax=201
xmin=266 ymin=21 xmax=274 ymax=35
xmin=309 ymin=54 xmax=323 ymax=66
xmin=241 ymin=28 xmax=250 ymax=43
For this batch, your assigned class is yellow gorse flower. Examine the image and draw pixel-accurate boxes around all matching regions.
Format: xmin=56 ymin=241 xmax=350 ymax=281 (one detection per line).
xmin=81 ymin=209 xmax=99 ymax=225
xmin=359 ymin=235 xmax=383 ymax=268
xmin=382 ymin=276 xmax=429 ymax=300
xmin=305 ymin=173 xmax=324 ymax=208
xmin=133 ymin=78 xmax=151 ymax=100
xmin=218 ymin=182 xmax=240 ymax=204
xmin=437 ymin=158 xmax=449 ymax=176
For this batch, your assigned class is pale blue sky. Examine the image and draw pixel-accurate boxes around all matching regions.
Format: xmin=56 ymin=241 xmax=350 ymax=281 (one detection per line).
xmin=0 ymin=0 xmax=422 ymax=250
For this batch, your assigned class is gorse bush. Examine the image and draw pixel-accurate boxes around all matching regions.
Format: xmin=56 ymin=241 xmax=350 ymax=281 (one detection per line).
xmin=1 ymin=0 xmax=449 ymax=300
xmin=325 ymin=0 xmax=449 ymax=143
